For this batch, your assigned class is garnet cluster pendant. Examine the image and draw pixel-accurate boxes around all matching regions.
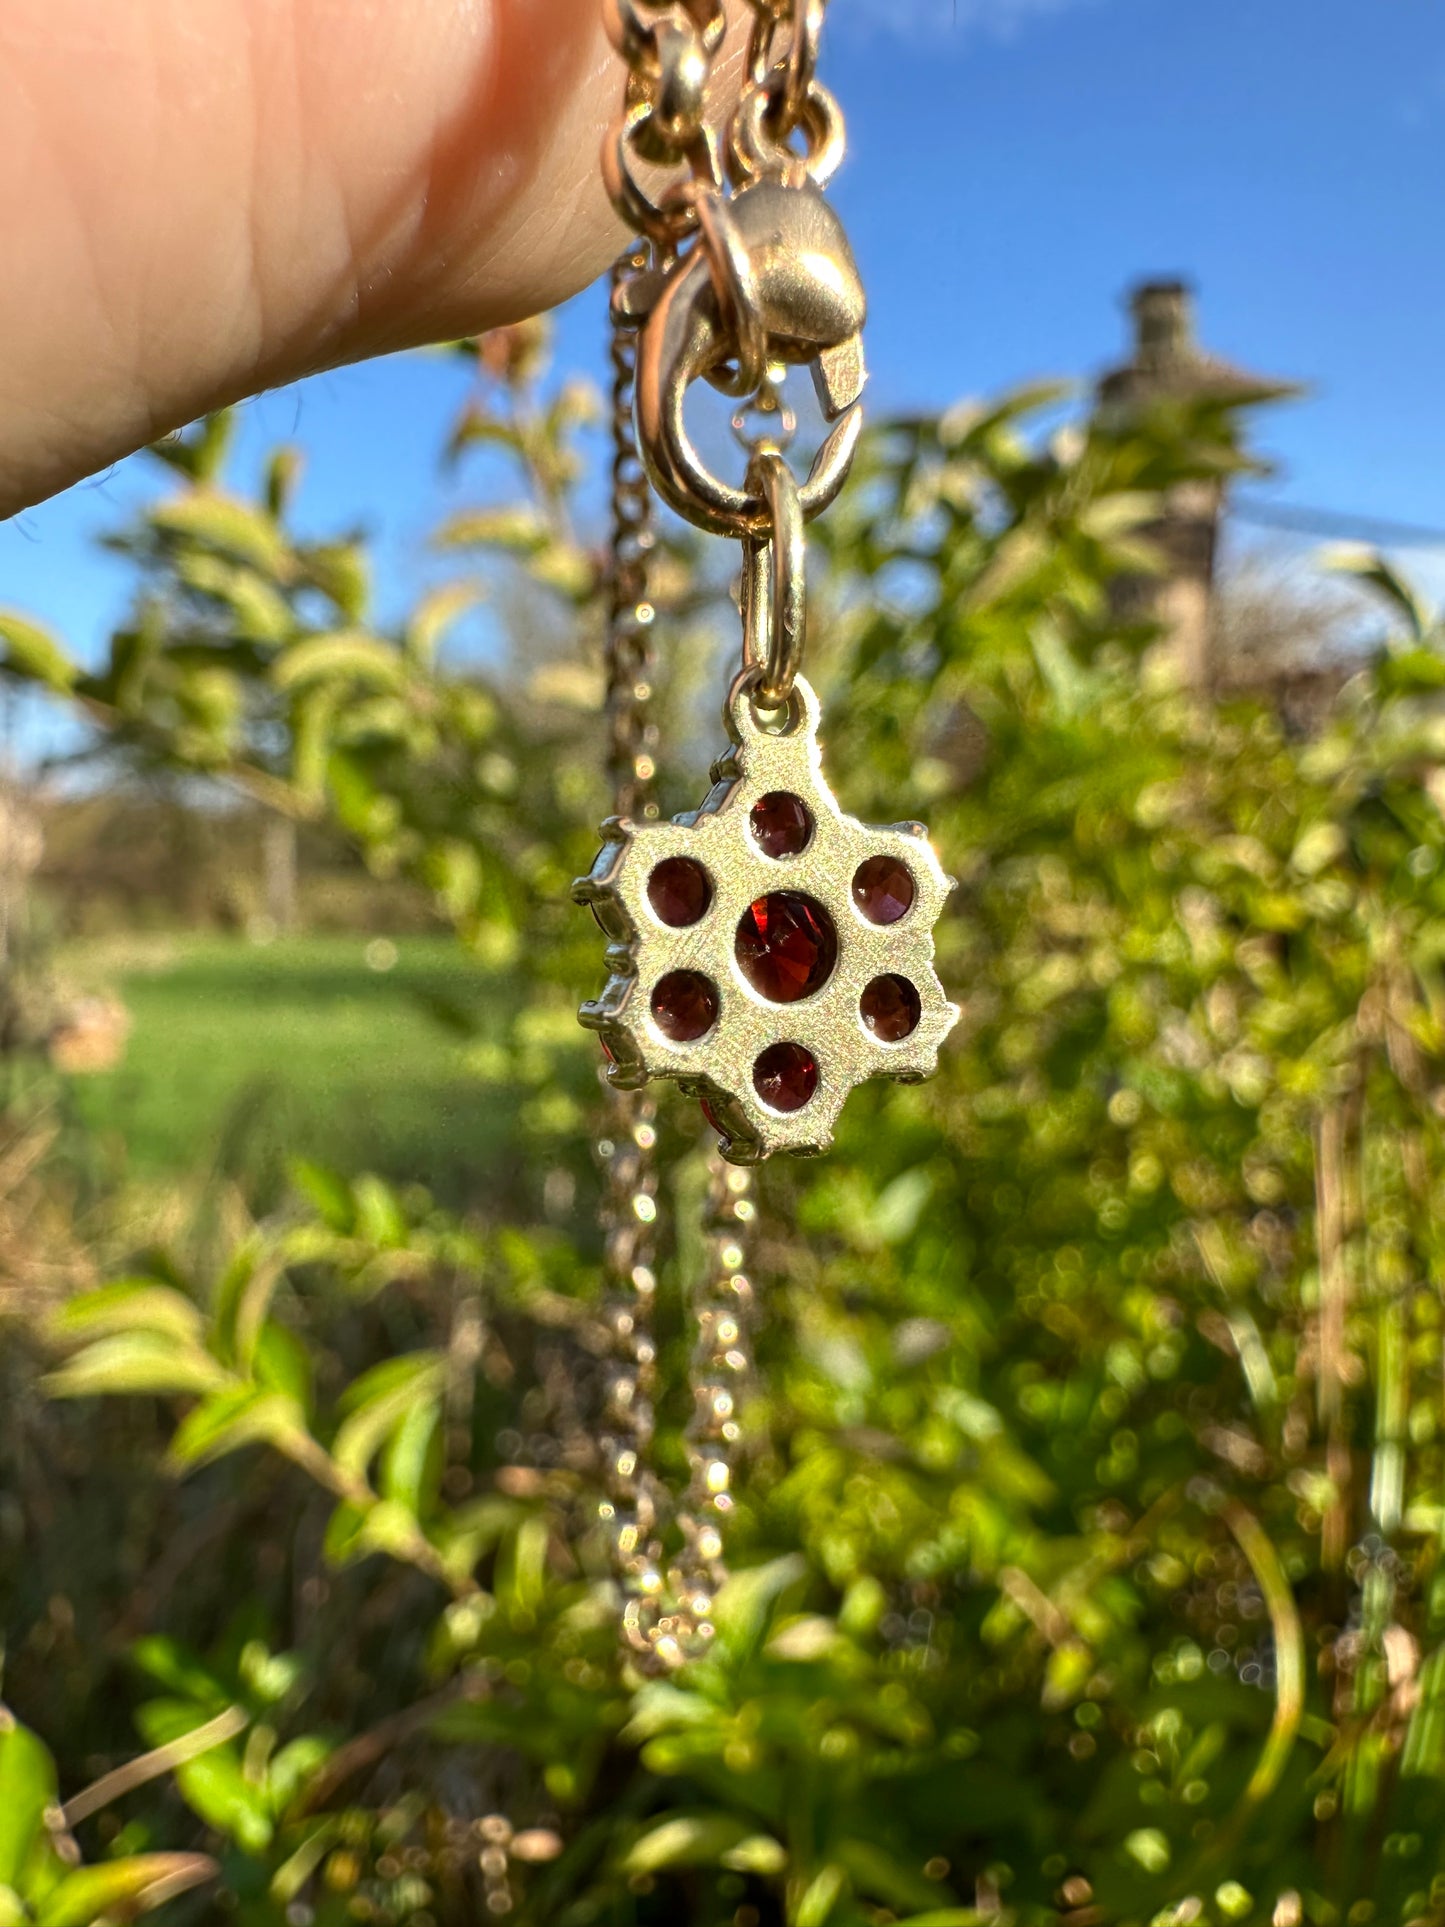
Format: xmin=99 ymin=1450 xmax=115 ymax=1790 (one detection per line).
xmin=575 ymin=673 xmax=960 ymax=1164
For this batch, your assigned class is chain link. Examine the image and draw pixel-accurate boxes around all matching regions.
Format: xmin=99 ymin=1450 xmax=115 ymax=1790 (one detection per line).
xmin=743 ymin=0 xmax=824 ymax=131
xmin=603 ymin=0 xmax=729 ymax=249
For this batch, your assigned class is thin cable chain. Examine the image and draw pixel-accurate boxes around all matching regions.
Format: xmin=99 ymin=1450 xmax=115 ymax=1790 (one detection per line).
xmin=597 ymin=249 xmax=758 ymax=1672
xmin=666 ymin=1154 xmax=757 ymax=1665
xmin=606 ymin=247 xmax=662 ymax=824
xmin=594 ymin=1076 xmax=669 ymax=1664
xmin=597 ymin=246 xmax=669 ymax=1664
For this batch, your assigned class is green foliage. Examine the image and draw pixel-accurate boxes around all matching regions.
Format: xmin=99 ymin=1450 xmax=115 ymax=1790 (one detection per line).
xmin=7 ymin=327 xmax=1445 ymax=1927
xmin=0 ymin=1712 xmax=214 ymax=1925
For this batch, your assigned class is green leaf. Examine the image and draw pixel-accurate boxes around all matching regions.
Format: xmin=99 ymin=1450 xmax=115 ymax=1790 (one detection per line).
xmin=710 ymin=1555 xmax=807 ymax=1658
xmin=131 ymin=1642 xmax=231 ymax=1710
xmin=174 ymin=553 xmax=295 ymax=644
xmin=0 ymin=1885 xmax=26 ymax=1927
xmin=960 ymin=526 xmax=1050 ymax=612
xmin=150 ymin=493 xmax=290 ymax=578
xmin=1377 ymin=646 xmax=1445 ymax=698
xmin=623 ymin=1816 xmax=757 ymax=1876
xmin=893 ymin=1915 xmax=990 ymax=1926
xmin=167 ymin=1387 xmax=307 ymax=1472
xmin=419 ymin=840 xmax=485 ymax=924
xmin=289 ymin=1161 xmax=355 ymax=1232
xmin=796 ymin=1864 xmax=848 ymax=1927
xmin=322 ymin=1501 xmax=370 ymax=1569
xmin=43 ymin=1334 xmax=228 ymax=1401
xmin=269 ymin=1822 xmax=340 ymax=1906
xmin=238 ymin=1642 xmax=305 ymax=1708
xmin=148 ymin=413 xmax=235 ymax=483
xmin=36 ymin=1857 xmax=216 ymax=1927
xmin=299 ymin=542 xmax=370 ymax=622
xmin=356 ymin=1500 xmax=432 ymax=1562
xmin=49 ymin=1282 xmax=204 ymax=1347
xmin=253 ymin=1324 xmax=313 ymax=1413
xmin=0 ymin=613 xmax=78 ymax=693
xmin=350 ymin=1175 xmax=410 ymax=1251
xmin=497 ymin=1515 xmax=550 ymax=1615
xmin=273 ymin=633 xmax=407 ymax=694
xmin=212 ymin=1234 xmax=288 ymax=1374
xmin=1078 ymin=491 xmax=1161 ymax=540
xmin=721 ymin=1837 xmax=788 ymax=1877
xmin=528 ymin=543 xmax=595 ymax=603
xmin=171 ymin=1748 xmax=272 ymax=1854
xmin=266 ymin=446 xmax=304 ymax=518
xmin=1325 ymin=543 xmax=1433 ymax=641
xmin=405 ymin=584 xmax=485 ymax=666
xmin=380 ymin=1399 xmax=441 ymax=1517
xmin=0 ymin=1720 xmax=57 ymax=1888
xmin=332 ymin=1354 xmax=446 ymax=1481
xmin=266 ymin=1737 xmax=333 ymax=1818
xmin=434 ymin=507 xmax=551 ymax=556
xmin=1402 ymin=1644 xmax=1445 ymax=1778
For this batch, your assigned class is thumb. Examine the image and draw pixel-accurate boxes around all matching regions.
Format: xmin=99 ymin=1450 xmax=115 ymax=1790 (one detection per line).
xmin=0 ymin=0 xmax=742 ymax=515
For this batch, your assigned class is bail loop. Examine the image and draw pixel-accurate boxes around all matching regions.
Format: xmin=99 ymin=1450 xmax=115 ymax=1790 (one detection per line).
xmin=742 ymin=447 xmax=807 ymax=708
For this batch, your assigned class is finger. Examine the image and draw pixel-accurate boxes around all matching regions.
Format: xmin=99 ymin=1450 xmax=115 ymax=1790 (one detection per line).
xmin=0 ymin=0 xmax=746 ymax=515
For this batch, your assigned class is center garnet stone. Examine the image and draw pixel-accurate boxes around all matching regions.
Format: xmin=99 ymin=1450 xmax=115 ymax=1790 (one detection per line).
xmin=736 ymin=892 xmax=838 ymax=1004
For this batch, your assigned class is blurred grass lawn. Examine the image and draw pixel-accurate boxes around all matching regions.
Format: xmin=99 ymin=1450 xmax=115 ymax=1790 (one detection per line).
xmin=63 ymin=935 xmax=497 ymax=1203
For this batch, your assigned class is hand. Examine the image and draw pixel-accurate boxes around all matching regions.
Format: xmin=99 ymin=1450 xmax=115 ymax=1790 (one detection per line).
xmin=0 ymin=0 xmax=744 ymax=517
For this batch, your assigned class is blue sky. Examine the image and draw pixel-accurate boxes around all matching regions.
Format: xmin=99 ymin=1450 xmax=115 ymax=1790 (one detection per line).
xmin=4 ymin=0 xmax=1445 ymax=688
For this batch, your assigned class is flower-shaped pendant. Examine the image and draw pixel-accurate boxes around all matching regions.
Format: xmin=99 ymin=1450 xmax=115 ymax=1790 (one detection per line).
xmin=575 ymin=673 xmax=960 ymax=1164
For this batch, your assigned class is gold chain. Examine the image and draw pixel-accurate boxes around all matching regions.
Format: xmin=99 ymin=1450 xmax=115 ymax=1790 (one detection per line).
xmin=602 ymin=0 xmax=729 ymax=251
xmin=595 ymin=0 xmax=859 ymax=1669
xmin=594 ymin=1081 xmax=669 ymax=1662
xmin=597 ymin=254 xmax=669 ymax=1662
xmin=667 ymin=1155 xmax=756 ymax=1662
xmin=604 ymin=247 xmax=661 ymax=825
xmin=598 ymin=248 xmax=758 ymax=1671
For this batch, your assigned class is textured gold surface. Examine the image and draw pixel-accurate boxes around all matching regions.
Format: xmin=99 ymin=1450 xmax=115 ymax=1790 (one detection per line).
xmin=575 ymin=673 xmax=960 ymax=1163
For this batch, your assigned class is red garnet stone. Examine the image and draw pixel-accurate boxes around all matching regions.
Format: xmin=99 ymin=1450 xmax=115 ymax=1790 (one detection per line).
xmin=853 ymin=854 xmax=916 ymax=926
xmin=651 ymin=971 xmax=719 ymax=1043
xmin=736 ymin=893 xmax=838 ymax=1004
xmin=753 ymin=1042 xmax=820 ymax=1113
xmin=648 ymin=856 xmax=712 ymax=928
xmin=861 ymin=974 xmax=922 ymax=1042
xmin=750 ymin=792 xmax=813 ymax=859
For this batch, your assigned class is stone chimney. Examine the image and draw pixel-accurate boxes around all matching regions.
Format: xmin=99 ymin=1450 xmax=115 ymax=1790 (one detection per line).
xmin=1097 ymin=280 xmax=1289 ymax=689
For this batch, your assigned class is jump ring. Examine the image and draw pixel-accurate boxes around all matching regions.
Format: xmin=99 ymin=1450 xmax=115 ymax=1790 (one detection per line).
xmin=604 ymin=105 xmax=722 ymax=245
xmin=743 ymin=450 xmax=807 ymax=706
xmin=728 ymin=81 xmax=846 ymax=191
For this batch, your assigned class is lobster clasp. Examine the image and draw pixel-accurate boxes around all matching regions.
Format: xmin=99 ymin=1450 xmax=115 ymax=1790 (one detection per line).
xmin=630 ymin=177 xmax=867 ymax=540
